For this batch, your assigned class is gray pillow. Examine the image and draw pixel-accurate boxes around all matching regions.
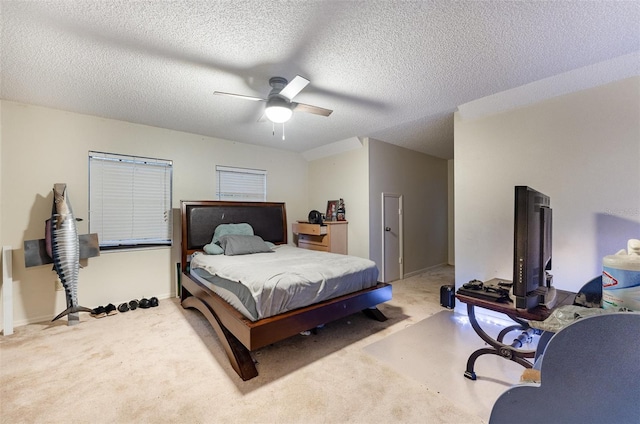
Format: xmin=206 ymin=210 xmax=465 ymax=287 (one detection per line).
xmin=218 ymin=234 xmax=273 ymax=256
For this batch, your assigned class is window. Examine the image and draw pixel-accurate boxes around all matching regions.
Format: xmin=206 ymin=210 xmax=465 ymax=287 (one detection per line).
xmin=89 ymin=151 xmax=172 ymax=250
xmin=216 ymin=166 xmax=267 ymax=201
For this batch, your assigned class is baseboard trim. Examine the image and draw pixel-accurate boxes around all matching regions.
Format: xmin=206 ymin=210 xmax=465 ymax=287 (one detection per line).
xmin=8 ymin=292 xmax=175 ymax=329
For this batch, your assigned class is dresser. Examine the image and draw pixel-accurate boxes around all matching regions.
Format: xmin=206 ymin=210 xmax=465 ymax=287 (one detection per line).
xmin=292 ymin=221 xmax=348 ymax=254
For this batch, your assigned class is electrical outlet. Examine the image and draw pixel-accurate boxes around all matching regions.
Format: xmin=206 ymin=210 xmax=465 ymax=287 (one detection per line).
xmin=55 ymin=278 xmax=64 ymax=291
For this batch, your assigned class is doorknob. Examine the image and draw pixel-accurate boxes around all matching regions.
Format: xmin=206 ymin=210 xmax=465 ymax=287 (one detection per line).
xmin=385 ymin=227 xmax=391 ymax=231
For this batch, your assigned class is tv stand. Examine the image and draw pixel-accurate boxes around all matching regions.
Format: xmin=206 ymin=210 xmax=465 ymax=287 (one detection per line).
xmin=455 ymin=279 xmax=574 ymax=381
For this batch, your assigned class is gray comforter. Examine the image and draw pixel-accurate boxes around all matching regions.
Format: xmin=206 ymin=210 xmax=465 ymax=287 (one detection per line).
xmin=190 ymin=245 xmax=379 ymax=319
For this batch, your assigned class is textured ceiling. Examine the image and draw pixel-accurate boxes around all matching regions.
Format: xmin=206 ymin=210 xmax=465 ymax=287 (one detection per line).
xmin=2 ymin=1 xmax=639 ymax=159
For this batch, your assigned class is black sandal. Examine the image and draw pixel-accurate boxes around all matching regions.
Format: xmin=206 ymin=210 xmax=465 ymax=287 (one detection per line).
xmin=117 ymin=303 xmax=129 ymax=313
xmin=105 ymin=303 xmax=118 ymax=316
xmin=150 ymin=297 xmax=159 ymax=307
xmin=139 ymin=298 xmax=151 ymax=309
xmin=129 ymin=299 xmax=139 ymax=310
xmin=91 ymin=306 xmax=106 ymax=318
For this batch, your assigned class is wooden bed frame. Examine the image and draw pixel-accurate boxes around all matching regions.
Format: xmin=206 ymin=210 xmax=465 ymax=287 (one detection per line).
xmin=180 ymin=200 xmax=392 ymax=380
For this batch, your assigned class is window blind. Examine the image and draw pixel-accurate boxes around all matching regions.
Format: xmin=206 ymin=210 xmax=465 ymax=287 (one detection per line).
xmin=216 ymin=165 xmax=267 ymax=201
xmin=89 ymin=151 xmax=172 ymax=250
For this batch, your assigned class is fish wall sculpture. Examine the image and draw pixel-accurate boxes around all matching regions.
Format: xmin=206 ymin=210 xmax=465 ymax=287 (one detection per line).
xmin=48 ymin=184 xmax=93 ymax=325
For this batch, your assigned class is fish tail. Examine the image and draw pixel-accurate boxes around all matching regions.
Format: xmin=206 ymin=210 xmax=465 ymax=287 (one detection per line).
xmin=51 ymin=305 xmax=94 ymax=322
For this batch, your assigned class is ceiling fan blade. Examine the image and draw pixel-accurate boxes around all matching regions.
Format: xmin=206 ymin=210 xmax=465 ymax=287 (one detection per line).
xmin=279 ymin=75 xmax=310 ymax=101
xmin=293 ymin=102 xmax=333 ymax=117
xmin=213 ymin=91 xmax=266 ymax=102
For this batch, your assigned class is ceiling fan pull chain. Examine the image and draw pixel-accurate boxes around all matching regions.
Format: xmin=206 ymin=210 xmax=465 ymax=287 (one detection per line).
xmin=272 ymin=122 xmax=275 ymax=136
xmin=282 ymin=123 xmax=285 ymax=141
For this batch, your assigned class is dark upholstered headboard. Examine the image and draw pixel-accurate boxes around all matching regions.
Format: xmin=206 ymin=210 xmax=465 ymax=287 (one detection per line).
xmin=180 ymin=201 xmax=287 ymax=267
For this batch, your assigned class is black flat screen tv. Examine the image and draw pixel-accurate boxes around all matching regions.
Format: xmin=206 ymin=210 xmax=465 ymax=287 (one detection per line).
xmin=513 ymin=186 xmax=555 ymax=310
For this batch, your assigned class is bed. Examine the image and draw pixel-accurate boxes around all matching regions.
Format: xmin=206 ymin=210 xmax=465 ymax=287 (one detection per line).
xmin=180 ymin=200 xmax=392 ymax=380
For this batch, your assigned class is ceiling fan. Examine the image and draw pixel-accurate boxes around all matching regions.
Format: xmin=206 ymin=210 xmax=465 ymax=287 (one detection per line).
xmin=214 ymin=75 xmax=333 ymax=124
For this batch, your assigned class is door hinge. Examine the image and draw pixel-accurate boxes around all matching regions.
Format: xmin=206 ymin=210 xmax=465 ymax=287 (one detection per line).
xmin=399 ymin=257 xmax=403 ymax=264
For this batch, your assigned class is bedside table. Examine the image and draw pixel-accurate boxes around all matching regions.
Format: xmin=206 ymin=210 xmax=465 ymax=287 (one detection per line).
xmin=292 ymin=221 xmax=348 ymax=254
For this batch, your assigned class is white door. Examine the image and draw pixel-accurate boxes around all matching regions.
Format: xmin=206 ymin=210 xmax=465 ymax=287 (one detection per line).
xmin=382 ymin=193 xmax=403 ymax=282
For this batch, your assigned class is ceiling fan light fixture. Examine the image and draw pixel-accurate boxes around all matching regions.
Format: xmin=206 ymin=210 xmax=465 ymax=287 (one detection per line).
xmin=265 ymin=97 xmax=293 ymax=123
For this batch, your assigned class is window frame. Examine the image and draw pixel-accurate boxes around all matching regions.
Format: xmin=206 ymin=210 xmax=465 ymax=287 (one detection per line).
xmin=88 ymin=151 xmax=173 ymax=251
xmin=215 ymin=165 xmax=267 ymax=202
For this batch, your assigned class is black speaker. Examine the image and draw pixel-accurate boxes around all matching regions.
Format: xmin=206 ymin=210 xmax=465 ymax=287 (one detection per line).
xmin=308 ymin=210 xmax=323 ymax=224
xmin=440 ymin=284 xmax=455 ymax=309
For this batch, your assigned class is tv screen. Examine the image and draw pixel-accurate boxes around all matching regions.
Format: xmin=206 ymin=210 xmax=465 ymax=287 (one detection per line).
xmin=513 ymin=186 xmax=555 ymax=310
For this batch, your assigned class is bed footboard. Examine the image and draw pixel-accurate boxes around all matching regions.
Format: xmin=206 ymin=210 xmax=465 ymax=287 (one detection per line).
xmin=181 ymin=272 xmax=391 ymax=380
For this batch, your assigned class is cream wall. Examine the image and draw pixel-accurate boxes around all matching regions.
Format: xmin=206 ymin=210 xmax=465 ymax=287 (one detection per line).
xmin=0 ymin=101 xmax=309 ymax=326
xmin=307 ymin=137 xmax=451 ymax=276
xmin=368 ymin=138 xmax=449 ymax=277
xmin=307 ymin=139 xmax=370 ymax=259
xmin=448 ymin=159 xmax=455 ymax=265
xmin=454 ymin=77 xmax=640 ymax=304
xmin=0 ymin=102 xmax=4 ymax=271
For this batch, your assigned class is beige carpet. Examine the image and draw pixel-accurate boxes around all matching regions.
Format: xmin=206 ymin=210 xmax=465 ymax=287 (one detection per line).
xmin=1 ymin=266 xmax=490 ymax=424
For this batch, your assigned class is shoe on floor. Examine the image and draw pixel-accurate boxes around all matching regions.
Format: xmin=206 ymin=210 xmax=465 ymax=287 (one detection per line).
xmin=139 ymin=298 xmax=151 ymax=309
xmin=129 ymin=299 xmax=139 ymax=310
xmin=117 ymin=303 xmax=129 ymax=313
xmin=105 ymin=303 xmax=117 ymax=316
xmin=150 ymin=297 xmax=159 ymax=307
xmin=90 ymin=306 xmax=106 ymax=318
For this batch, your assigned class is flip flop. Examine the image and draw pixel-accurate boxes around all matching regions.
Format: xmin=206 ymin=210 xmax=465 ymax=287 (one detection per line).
xmin=90 ymin=306 xmax=106 ymax=318
xmin=129 ymin=299 xmax=139 ymax=310
xmin=139 ymin=298 xmax=151 ymax=309
xmin=105 ymin=303 xmax=117 ymax=316
xmin=117 ymin=303 xmax=129 ymax=312
xmin=150 ymin=297 xmax=159 ymax=307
